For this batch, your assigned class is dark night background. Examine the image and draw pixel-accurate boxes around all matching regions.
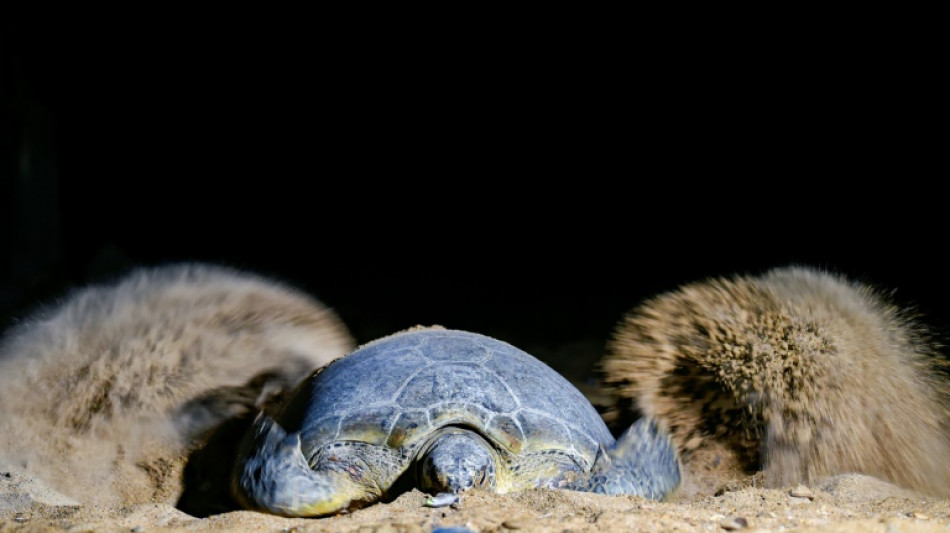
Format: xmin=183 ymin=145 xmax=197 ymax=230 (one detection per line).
xmin=2 ymin=17 xmax=947 ymax=385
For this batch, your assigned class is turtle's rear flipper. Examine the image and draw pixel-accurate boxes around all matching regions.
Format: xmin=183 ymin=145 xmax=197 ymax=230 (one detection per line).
xmin=573 ymin=417 xmax=681 ymax=500
xmin=232 ymin=415 xmax=377 ymax=517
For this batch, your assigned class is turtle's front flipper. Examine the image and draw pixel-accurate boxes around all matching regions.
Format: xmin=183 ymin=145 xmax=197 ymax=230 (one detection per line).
xmin=232 ymin=415 xmax=379 ymax=517
xmin=569 ymin=417 xmax=681 ymax=500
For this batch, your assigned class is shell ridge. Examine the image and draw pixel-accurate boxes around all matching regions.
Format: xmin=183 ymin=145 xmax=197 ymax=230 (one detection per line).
xmin=478 ymin=359 xmax=523 ymax=411
xmin=516 ymin=407 xmax=601 ymax=453
xmin=389 ymin=366 xmax=427 ymax=404
xmin=385 ymin=406 xmax=428 ymax=445
xmin=414 ymin=335 xmax=431 ymax=362
xmin=333 ymin=416 xmax=343 ymax=444
xmin=382 ymin=400 xmax=401 ymax=439
xmin=473 ymin=340 xmax=495 ymax=363
xmin=427 ymin=399 xmax=492 ymax=420
xmin=309 ymin=398 xmax=399 ymax=439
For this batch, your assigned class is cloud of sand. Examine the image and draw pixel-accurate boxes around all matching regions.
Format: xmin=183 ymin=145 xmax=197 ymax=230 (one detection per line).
xmin=0 ymin=263 xmax=355 ymax=506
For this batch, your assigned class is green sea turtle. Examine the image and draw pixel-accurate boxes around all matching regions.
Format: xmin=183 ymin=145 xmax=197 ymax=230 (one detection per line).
xmin=232 ymin=327 xmax=681 ymax=517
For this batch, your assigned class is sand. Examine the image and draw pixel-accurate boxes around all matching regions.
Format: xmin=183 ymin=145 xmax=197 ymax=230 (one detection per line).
xmin=2 ymin=468 xmax=949 ymax=533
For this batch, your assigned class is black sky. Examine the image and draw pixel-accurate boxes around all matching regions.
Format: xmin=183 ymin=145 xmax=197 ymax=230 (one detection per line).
xmin=3 ymin=17 xmax=947 ymax=381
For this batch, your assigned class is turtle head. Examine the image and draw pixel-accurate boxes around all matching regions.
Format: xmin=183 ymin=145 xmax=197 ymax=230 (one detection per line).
xmin=416 ymin=428 xmax=497 ymax=493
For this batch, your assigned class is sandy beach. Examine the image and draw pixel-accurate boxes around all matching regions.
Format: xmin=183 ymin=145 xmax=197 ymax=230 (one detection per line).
xmin=3 ymin=467 xmax=949 ymax=533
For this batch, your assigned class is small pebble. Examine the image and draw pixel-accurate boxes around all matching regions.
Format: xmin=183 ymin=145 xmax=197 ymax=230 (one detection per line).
xmin=130 ymin=527 xmax=144 ymax=533
xmin=720 ymin=516 xmax=748 ymax=530
xmin=789 ymin=485 xmax=814 ymax=499
xmin=501 ymin=520 xmax=523 ymax=529
xmin=909 ymin=512 xmax=930 ymax=519
xmin=425 ymin=493 xmax=461 ymax=508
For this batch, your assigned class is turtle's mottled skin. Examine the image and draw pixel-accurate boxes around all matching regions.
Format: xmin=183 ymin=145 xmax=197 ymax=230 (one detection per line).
xmin=233 ymin=328 xmax=681 ymax=517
